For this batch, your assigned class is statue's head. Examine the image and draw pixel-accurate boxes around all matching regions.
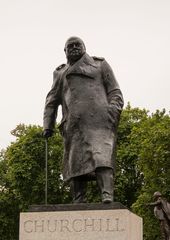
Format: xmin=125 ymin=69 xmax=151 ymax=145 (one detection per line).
xmin=153 ymin=191 xmax=162 ymax=199
xmin=64 ymin=36 xmax=86 ymax=64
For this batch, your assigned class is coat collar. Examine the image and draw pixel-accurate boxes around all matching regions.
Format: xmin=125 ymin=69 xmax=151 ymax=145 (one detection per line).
xmin=65 ymin=53 xmax=97 ymax=78
xmin=80 ymin=53 xmax=97 ymax=68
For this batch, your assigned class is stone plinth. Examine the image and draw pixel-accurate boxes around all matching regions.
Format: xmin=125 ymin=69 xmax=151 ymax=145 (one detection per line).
xmin=19 ymin=203 xmax=143 ymax=240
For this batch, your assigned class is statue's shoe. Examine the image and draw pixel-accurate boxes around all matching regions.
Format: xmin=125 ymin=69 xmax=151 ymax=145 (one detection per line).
xmin=102 ymin=193 xmax=113 ymax=204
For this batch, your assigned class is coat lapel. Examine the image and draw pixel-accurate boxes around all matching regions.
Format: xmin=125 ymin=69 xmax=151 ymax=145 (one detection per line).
xmin=66 ymin=53 xmax=97 ymax=78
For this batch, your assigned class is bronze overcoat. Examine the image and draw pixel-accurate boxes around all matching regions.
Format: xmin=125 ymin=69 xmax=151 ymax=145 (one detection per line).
xmin=43 ymin=53 xmax=124 ymax=181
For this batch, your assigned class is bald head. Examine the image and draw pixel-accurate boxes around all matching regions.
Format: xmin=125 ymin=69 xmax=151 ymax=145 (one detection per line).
xmin=64 ymin=36 xmax=86 ymax=64
xmin=153 ymin=191 xmax=162 ymax=199
xmin=64 ymin=36 xmax=86 ymax=51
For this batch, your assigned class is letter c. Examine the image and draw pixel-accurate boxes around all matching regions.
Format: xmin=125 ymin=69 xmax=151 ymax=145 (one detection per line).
xmin=72 ymin=219 xmax=83 ymax=232
xmin=24 ymin=220 xmax=33 ymax=233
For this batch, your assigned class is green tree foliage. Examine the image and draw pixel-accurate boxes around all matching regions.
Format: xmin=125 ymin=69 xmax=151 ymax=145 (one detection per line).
xmin=0 ymin=124 xmax=71 ymax=239
xmin=0 ymin=106 xmax=170 ymax=240
xmin=7 ymin=124 xmax=71 ymax=206
xmin=132 ymin=109 xmax=170 ymax=240
xmin=0 ymin=150 xmax=20 ymax=240
xmin=115 ymin=103 xmax=148 ymax=206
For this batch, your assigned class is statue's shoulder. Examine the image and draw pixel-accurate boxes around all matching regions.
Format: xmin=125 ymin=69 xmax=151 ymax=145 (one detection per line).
xmin=92 ymin=56 xmax=105 ymax=61
xmin=55 ymin=63 xmax=66 ymax=71
xmin=53 ymin=64 xmax=67 ymax=80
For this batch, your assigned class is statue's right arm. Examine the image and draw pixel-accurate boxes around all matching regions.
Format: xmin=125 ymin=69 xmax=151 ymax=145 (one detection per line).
xmin=43 ymin=70 xmax=62 ymax=132
xmin=147 ymin=198 xmax=161 ymax=206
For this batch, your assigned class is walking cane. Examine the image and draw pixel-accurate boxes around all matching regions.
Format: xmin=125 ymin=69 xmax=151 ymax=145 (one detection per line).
xmin=45 ymin=139 xmax=48 ymax=205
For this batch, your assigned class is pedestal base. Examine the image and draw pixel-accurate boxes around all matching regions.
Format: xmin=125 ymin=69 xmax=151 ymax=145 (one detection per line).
xmin=19 ymin=203 xmax=143 ymax=240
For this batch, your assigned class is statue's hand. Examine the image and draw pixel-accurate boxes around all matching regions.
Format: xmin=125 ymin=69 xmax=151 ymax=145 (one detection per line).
xmin=107 ymin=105 xmax=117 ymax=127
xmin=43 ymin=129 xmax=53 ymax=139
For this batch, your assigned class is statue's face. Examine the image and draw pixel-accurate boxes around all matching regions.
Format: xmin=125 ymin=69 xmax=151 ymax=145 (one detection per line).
xmin=64 ymin=37 xmax=86 ymax=63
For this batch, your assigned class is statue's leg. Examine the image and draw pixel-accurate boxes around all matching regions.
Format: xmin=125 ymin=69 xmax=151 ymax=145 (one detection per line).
xmin=160 ymin=220 xmax=166 ymax=240
xmin=162 ymin=219 xmax=170 ymax=240
xmin=70 ymin=176 xmax=87 ymax=203
xmin=95 ymin=167 xmax=114 ymax=203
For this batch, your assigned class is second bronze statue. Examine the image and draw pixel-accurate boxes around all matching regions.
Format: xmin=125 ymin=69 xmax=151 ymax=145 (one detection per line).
xmin=43 ymin=36 xmax=124 ymax=203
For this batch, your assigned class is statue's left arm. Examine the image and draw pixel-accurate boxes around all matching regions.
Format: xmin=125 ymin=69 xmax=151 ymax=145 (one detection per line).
xmin=102 ymin=60 xmax=124 ymax=127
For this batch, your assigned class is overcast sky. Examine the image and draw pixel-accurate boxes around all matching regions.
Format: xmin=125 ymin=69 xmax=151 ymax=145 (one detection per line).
xmin=0 ymin=0 xmax=170 ymax=149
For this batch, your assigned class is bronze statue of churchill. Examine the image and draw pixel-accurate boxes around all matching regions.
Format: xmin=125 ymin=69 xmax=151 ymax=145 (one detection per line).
xmin=43 ymin=37 xmax=124 ymax=203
